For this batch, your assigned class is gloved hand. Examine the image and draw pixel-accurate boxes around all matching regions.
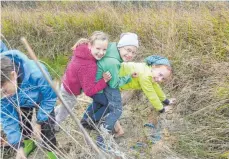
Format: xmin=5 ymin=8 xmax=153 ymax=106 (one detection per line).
xmin=23 ymin=139 xmax=37 ymax=157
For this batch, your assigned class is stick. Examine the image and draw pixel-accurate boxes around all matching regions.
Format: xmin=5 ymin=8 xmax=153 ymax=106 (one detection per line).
xmin=20 ymin=37 xmax=106 ymax=159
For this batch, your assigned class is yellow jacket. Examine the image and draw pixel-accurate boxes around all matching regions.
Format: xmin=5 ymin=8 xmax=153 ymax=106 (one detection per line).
xmin=119 ymin=62 xmax=166 ymax=111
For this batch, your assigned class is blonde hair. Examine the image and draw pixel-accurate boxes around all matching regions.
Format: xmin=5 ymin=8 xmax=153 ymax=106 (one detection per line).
xmin=72 ymin=31 xmax=109 ymax=50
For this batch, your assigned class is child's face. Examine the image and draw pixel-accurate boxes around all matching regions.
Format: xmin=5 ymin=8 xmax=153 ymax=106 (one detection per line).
xmin=0 ymin=71 xmax=17 ymax=99
xmin=151 ymin=65 xmax=171 ymax=83
xmin=119 ymin=46 xmax=137 ymax=62
xmin=89 ymin=40 xmax=108 ymax=60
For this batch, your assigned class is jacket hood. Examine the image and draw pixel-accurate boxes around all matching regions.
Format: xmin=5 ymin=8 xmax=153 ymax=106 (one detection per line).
xmin=104 ymin=42 xmax=123 ymax=63
xmin=1 ymin=50 xmax=35 ymax=82
xmin=73 ymin=44 xmax=95 ymax=61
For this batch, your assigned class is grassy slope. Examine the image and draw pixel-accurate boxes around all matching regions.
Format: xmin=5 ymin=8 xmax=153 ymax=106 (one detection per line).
xmin=1 ymin=2 xmax=229 ymax=159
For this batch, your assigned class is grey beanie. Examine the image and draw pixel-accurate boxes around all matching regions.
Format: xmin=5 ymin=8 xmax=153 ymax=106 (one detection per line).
xmin=117 ymin=32 xmax=139 ymax=48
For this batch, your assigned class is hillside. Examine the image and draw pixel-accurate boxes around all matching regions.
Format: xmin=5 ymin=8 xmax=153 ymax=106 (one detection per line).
xmin=1 ymin=2 xmax=229 ymax=159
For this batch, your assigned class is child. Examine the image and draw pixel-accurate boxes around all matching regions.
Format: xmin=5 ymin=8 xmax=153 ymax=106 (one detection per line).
xmin=0 ymin=47 xmax=57 ymax=158
xmin=85 ymin=55 xmax=176 ymax=135
xmin=120 ymin=55 xmax=176 ymax=112
xmin=82 ymin=32 xmax=139 ymax=135
xmin=54 ymin=31 xmax=111 ymax=128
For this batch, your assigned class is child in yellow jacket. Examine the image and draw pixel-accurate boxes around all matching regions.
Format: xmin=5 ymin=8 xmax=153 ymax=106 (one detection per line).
xmin=118 ymin=55 xmax=176 ymax=136
xmin=83 ymin=55 xmax=176 ymax=136
xmin=119 ymin=55 xmax=176 ymax=112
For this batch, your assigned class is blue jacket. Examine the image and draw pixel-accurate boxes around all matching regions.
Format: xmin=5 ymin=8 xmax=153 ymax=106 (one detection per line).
xmin=0 ymin=40 xmax=8 ymax=52
xmin=0 ymin=50 xmax=57 ymax=146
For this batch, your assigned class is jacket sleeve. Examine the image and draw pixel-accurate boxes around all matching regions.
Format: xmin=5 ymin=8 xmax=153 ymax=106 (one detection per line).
xmin=152 ymin=83 xmax=166 ymax=102
xmin=0 ymin=41 xmax=8 ymax=53
xmin=78 ymin=66 xmax=107 ymax=97
xmin=34 ymin=72 xmax=57 ymax=123
xmin=139 ymin=76 xmax=164 ymax=111
xmin=0 ymin=103 xmax=22 ymax=148
xmin=107 ymin=64 xmax=119 ymax=88
xmin=98 ymin=63 xmax=131 ymax=89
xmin=118 ymin=75 xmax=132 ymax=87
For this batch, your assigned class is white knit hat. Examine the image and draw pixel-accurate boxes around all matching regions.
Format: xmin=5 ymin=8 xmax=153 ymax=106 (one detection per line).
xmin=117 ymin=32 xmax=139 ymax=48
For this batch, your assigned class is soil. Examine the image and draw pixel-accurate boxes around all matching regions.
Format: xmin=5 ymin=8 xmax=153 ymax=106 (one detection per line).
xmin=2 ymin=91 xmax=182 ymax=159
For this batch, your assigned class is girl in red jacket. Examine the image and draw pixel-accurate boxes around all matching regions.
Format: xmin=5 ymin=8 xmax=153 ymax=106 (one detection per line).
xmin=55 ymin=31 xmax=111 ymax=129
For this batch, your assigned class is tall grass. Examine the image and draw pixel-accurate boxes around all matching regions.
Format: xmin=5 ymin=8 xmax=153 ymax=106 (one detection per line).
xmin=2 ymin=2 xmax=229 ymax=60
xmin=1 ymin=2 xmax=229 ymax=159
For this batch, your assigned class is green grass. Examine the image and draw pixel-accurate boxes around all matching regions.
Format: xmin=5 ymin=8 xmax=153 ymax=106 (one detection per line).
xmin=2 ymin=2 xmax=229 ymax=61
xmin=1 ymin=2 xmax=229 ymax=159
xmin=40 ymin=54 xmax=70 ymax=79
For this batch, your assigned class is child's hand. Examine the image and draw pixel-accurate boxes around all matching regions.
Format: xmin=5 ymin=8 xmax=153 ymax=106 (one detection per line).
xmin=34 ymin=123 xmax=42 ymax=140
xmin=132 ymin=72 xmax=138 ymax=78
xmin=16 ymin=147 xmax=26 ymax=159
xmin=103 ymin=71 xmax=112 ymax=82
xmin=168 ymin=98 xmax=176 ymax=105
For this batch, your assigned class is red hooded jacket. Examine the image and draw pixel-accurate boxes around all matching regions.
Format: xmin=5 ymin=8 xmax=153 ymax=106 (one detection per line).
xmin=63 ymin=44 xmax=107 ymax=96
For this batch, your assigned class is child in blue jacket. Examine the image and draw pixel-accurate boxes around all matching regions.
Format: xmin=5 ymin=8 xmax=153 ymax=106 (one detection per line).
xmin=0 ymin=42 xmax=57 ymax=159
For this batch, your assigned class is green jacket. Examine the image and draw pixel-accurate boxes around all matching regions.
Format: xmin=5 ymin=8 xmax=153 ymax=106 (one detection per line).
xmin=96 ymin=42 xmax=131 ymax=89
xmin=119 ymin=62 xmax=166 ymax=111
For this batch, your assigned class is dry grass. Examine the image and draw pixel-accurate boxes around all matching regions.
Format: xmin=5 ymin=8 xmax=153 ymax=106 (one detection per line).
xmin=1 ymin=1 xmax=229 ymax=159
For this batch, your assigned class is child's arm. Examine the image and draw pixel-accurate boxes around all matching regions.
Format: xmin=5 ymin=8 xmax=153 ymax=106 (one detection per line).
xmin=153 ymin=83 xmax=175 ymax=106
xmin=109 ymin=67 xmax=132 ymax=88
xmin=0 ymin=104 xmax=23 ymax=149
xmin=97 ymin=62 xmax=131 ymax=89
xmin=78 ymin=66 xmax=107 ymax=97
xmin=118 ymin=75 xmax=132 ymax=87
xmin=152 ymin=83 xmax=167 ymax=102
xmin=118 ymin=72 xmax=138 ymax=87
xmin=139 ymin=76 xmax=164 ymax=112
